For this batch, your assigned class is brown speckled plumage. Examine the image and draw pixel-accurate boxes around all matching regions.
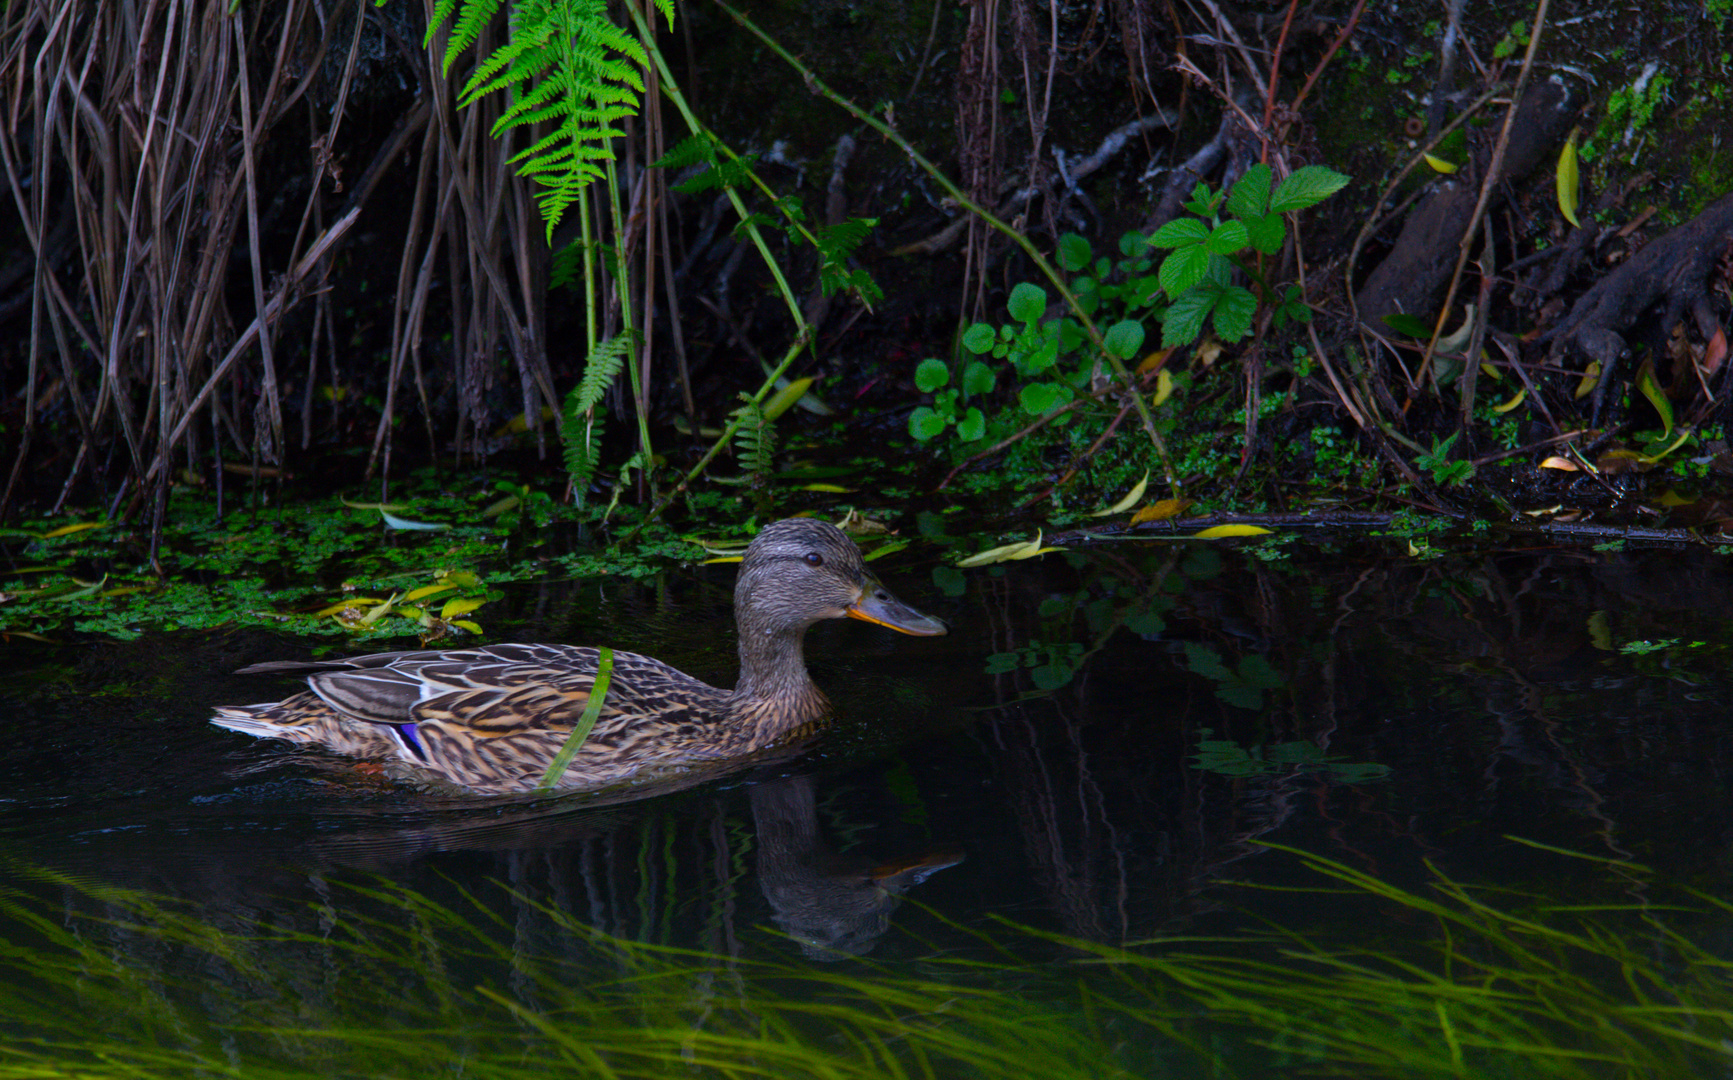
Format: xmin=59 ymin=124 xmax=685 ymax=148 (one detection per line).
xmin=212 ymin=519 xmax=945 ymax=794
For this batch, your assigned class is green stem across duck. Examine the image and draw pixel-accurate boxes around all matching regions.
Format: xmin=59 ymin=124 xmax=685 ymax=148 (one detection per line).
xmin=211 ymin=519 xmax=946 ymax=795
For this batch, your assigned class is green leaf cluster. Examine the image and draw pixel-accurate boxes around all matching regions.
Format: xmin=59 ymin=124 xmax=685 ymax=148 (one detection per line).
xmin=908 ymin=236 xmax=1159 ymax=445
xmin=908 ymin=162 xmax=1347 ymax=450
xmin=1149 ymin=163 xmax=1348 ymax=348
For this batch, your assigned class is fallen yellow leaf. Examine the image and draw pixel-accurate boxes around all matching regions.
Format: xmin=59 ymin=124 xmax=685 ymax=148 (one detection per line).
xmin=1192 ymin=524 xmax=1273 ymax=538
xmin=1090 ymin=471 xmax=1150 ymax=517
xmin=1130 ymin=498 xmax=1192 ymax=524
xmin=1538 ymin=456 xmax=1579 ymax=471
xmin=1492 ymin=388 xmax=1527 ymax=413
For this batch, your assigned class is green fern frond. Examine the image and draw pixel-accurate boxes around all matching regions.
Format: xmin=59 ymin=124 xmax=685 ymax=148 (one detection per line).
xmin=434 ymin=0 xmax=659 ymax=238
xmin=816 ymin=217 xmax=884 ymax=302
xmin=430 ymin=0 xmax=505 ymax=75
xmin=651 ymin=134 xmax=717 ymax=172
xmin=729 ymin=394 xmax=776 ymax=484
xmin=561 ymin=334 xmax=631 ymax=490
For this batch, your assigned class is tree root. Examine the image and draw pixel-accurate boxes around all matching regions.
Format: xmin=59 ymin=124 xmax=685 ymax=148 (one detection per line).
xmin=1542 ymin=191 xmax=1733 ymax=415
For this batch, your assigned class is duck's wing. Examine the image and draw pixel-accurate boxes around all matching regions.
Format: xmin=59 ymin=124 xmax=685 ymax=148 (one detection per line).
xmin=286 ymin=643 xmax=717 ymax=735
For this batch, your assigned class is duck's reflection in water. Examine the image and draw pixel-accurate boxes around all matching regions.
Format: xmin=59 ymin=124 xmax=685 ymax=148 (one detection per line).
xmin=750 ymin=775 xmax=962 ymax=959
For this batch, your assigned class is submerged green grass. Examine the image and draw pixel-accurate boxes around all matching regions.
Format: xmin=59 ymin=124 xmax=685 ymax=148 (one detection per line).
xmin=2 ymin=844 xmax=1731 ymax=1079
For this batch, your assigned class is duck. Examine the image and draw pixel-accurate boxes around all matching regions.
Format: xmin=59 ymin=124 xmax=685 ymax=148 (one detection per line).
xmin=211 ymin=518 xmax=947 ymax=795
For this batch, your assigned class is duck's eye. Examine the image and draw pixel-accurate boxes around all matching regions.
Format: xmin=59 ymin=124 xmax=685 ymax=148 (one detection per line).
xmin=804 ymin=552 xmax=824 ymax=567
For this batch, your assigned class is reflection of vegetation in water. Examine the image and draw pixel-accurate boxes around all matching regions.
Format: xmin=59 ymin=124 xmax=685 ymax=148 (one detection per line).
xmin=6 ymin=845 xmax=1733 ymax=1078
xmin=1192 ymin=728 xmax=1391 ymax=783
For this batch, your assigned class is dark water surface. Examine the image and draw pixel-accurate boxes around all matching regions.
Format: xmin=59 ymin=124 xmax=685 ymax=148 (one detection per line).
xmin=3 ymin=539 xmax=1732 ymax=1073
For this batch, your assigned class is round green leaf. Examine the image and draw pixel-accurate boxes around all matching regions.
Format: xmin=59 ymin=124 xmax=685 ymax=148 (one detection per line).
xmin=961 ymin=360 xmax=996 ymax=395
xmin=909 ymin=406 xmax=948 ymax=441
xmin=914 ymin=357 xmax=950 ymax=392
xmin=1056 ymin=233 xmax=1091 ymax=272
xmin=955 ymin=406 xmax=986 ymax=442
xmin=1103 ymin=319 xmax=1146 ymax=360
xmin=1020 ymin=382 xmax=1064 ymax=415
xmin=1119 ymin=231 xmax=1150 ymax=257
xmin=1008 ymin=282 xmax=1048 ymax=323
xmin=961 ymin=323 xmax=996 ymax=354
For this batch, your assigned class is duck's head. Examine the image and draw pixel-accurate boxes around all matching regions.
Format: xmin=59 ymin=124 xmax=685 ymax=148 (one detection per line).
xmin=735 ymin=518 xmax=947 ymax=640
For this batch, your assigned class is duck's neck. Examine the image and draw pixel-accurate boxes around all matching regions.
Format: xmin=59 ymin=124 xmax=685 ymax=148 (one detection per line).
xmin=731 ymin=625 xmax=830 ymax=725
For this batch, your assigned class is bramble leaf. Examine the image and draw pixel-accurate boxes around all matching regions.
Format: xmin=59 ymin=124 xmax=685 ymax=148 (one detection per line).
xmin=1148 ymin=218 xmax=1209 ymax=248
xmin=1244 ymin=213 xmax=1285 ymax=255
xmin=1269 ymin=165 xmax=1351 ymax=213
xmin=1203 ymin=220 xmax=1250 ymax=255
xmin=1212 ymin=285 xmax=1258 ymax=342
xmin=1162 ymin=287 xmax=1218 ymax=347
xmin=1159 ymin=245 xmax=1211 ymax=300
xmin=1227 ymin=163 xmax=1273 ymax=219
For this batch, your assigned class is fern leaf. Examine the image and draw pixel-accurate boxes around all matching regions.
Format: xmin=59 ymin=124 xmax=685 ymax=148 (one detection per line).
xmin=438 ymin=0 xmax=659 ymax=238
xmin=729 ymin=394 xmax=776 ymax=484
xmin=561 ymin=334 xmax=631 ymax=490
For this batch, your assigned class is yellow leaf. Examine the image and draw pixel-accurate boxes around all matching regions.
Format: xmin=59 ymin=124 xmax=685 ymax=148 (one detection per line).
xmin=482 ymin=495 xmax=521 ymax=518
xmin=862 ymin=539 xmax=910 ymax=562
xmin=440 ymin=596 xmax=485 ymax=619
xmin=762 ymin=377 xmax=815 ymax=422
xmin=438 ymin=570 xmax=482 ymax=589
xmin=1641 ymin=426 xmax=1694 ymax=464
xmin=1130 ymin=498 xmax=1192 ymax=524
xmin=1636 ymin=356 xmax=1673 ymax=437
xmin=1574 ymin=362 xmax=1601 ymax=399
xmin=1423 ymin=152 xmax=1459 ymax=174
xmin=1436 ymin=304 xmax=1477 ymax=354
xmin=957 ymin=531 xmax=1065 ymax=567
xmin=702 ymin=555 xmax=746 ymax=565
xmin=1539 ymin=456 xmax=1579 ymax=471
xmin=403 ymin=584 xmax=458 ymax=603
xmin=1586 ymin=610 xmax=1612 ymax=651
xmin=1557 ymin=130 xmax=1581 ymax=228
xmin=314 ymin=597 xmax=387 ymax=616
xmin=493 ymin=406 xmax=556 ymax=436
xmin=1657 ymin=488 xmax=1697 ymax=506
xmin=341 ymin=498 xmax=407 ymax=511
xmin=57 ymin=574 xmax=109 ymax=600
xmin=1522 ymin=504 xmax=1562 ymax=517
xmin=358 ymin=596 xmax=400 ymax=625
xmin=39 ymin=522 xmax=105 ymax=539
xmin=1151 ymin=369 xmax=1175 ymax=407
xmin=1135 ymin=348 xmax=1173 ymax=375
xmin=1090 ymin=470 xmax=1150 ymax=516
xmin=1492 ymin=388 xmax=1527 ymax=413
xmin=454 ymin=620 xmax=484 ymax=635
xmin=1192 ymin=524 xmax=1272 ymax=538
xmin=800 ymin=483 xmax=854 ymax=493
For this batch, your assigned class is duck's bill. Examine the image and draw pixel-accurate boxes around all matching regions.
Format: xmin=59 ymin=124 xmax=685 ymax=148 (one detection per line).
xmin=847 ymin=582 xmax=948 ymax=636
